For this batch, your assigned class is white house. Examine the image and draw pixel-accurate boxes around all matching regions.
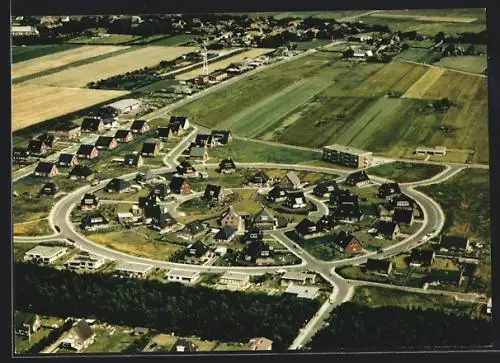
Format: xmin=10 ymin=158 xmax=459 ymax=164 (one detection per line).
xmin=24 ymin=246 xmax=68 ymax=264
xmin=166 ymin=269 xmax=200 ymax=284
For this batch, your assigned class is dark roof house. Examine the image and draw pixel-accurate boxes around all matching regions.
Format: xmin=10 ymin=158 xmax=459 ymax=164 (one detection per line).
xmin=203 ymin=184 xmax=224 ymax=202
xmin=33 ymin=162 xmax=58 ymax=177
xmin=295 ymin=218 xmax=322 ymax=239
xmin=410 ymin=249 xmax=435 ymax=266
xmin=313 ymin=180 xmax=339 ymax=197
xmin=130 ymin=120 xmax=150 ymax=133
xmin=392 ymin=208 xmax=414 ymax=225
xmin=376 ymin=220 xmax=400 ymax=240
xmin=39 ymin=182 xmax=59 ymax=196
xmin=57 ymin=153 xmax=78 ymax=167
xmin=344 ymin=171 xmax=370 ymax=186
xmin=267 ymin=186 xmax=287 ymax=202
xmin=105 ymin=178 xmax=131 ymax=193
xmin=439 ymin=235 xmax=470 ymax=251
xmin=69 ymin=165 xmax=94 ymax=180
xmin=219 ymin=158 xmax=236 ymax=173
xmin=366 ymin=258 xmax=393 ymax=275
xmin=214 ymin=225 xmax=237 ymax=242
xmin=378 ymin=182 xmax=401 ymax=199
xmin=247 ymin=171 xmax=270 ymax=186
xmin=211 ymin=130 xmax=232 ymax=144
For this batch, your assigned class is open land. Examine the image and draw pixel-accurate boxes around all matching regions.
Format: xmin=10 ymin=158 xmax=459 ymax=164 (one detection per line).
xmin=175 ymin=48 xmax=274 ymax=80
xmin=67 ymin=33 xmax=143 ymax=45
xmin=12 ymin=44 xmax=82 ymax=63
xmin=13 ymin=219 xmax=53 ymax=236
xmin=12 ymin=84 xmax=129 ymax=130
xmin=25 ymin=46 xmax=197 ymax=88
xmin=402 ymin=67 xmax=446 ymax=99
xmin=367 ymin=161 xmax=446 ymax=183
xmin=433 ymin=56 xmax=488 ymax=74
xmin=12 ymin=45 xmax=128 ymax=79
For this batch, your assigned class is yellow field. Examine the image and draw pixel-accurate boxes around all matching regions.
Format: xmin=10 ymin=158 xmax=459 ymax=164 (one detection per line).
xmin=175 ymin=48 xmax=274 ymax=80
xmin=369 ymin=13 xmax=478 ymax=23
xmin=12 ymin=84 xmax=129 ymax=131
xmin=402 ymin=66 xmax=445 ymax=99
xmin=12 ymin=45 xmax=128 ymax=79
xmin=25 ymin=46 xmax=198 ymax=88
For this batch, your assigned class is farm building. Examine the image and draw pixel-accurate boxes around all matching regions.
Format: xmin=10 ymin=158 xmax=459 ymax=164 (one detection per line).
xmin=323 ymin=144 xmax=372 ymax=168
xmin=103 ymin=98 xmax=142 ymax=114
xmin=33 ymin=162 xmax=58 ymax=178
xmin=209 ymin=70 xmax=229 ymax=82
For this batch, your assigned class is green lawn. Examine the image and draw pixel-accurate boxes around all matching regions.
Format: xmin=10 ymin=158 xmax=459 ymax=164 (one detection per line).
xmin=367 ymin=161 xmax=446 ymax=183
xmin=12 ymin=44 xmax=81 ymax=63
xmin=13 ymin=219 xmax=53 ymax=236
xmin=148 ymin=34 xmax=198 ymax=46
xmin=84 ymin=325 xmax=140 ymax=353
xmin=15 ymin=327 xmax=53 ymax=353
xmin=417 ymin=168 xmax=490 ymax=241
xmin=433 ymin=56 xmax=488 ymax=74
xmin=207 ymin=139 xmax=322 ymax=164
xmin=394 ymin=47 xmax=439 ymax=63
xmin=284 ymin=230 xmax=346 ymax=261
xmin=67 ymin=33 xmax=143 ymax=44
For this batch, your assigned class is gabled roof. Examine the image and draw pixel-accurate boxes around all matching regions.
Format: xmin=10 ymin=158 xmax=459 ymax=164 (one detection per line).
xmin=14 ymin=311 xmax=37 ymax=329
xmin=333 ymin=204 xmax=363 ymax=219
xmin=95 ymin=136 xmax=116 ymax=147
xmin=345 ymin=171 xmax=370 ymax=185
xmin=34 ymin=161 xmax=56 ymax=174
xmin=187 ymin=240 xmax=209 ymax=257
xmin=268 ymin=186 xmax=287 ymax=200
xmin=215 ymin=225 xmax=237 ymax=240
xmin=285 ymin=171 xmax=301 ymax=186
xmin=410 ymin=248 xmax=434 ymax=264
xmin=169 ymin=115 xmax=189 ymax=128
xmin=221 ymin=205 xmax=241 ymax=220
xmin=131 ymin=119 xmax=149 ymax=130
xmin=194 ymin=133 xmax=213 ymax=145
xmin=141 ymin=142 xmax=158 ymax=154
xmin=27 ymin=139 xmax=45 ymax=152
xmin=70 ymin=165 xmax=93 ymax=177
xmin=170 ymin=176 xmax=189 ymax=191
xmin=74 ymin=319 xmax=94 ymax=342
xmin=169 ymin=123 xmax=182 ymax=133
xmin=244 ymin=240 xmax=270 ymax=258
xmin=183 ymin=220 xmax=205 ymax=235
xmin=144 ymin=204 xmax=162 ymax=219
xmin=313 ymin=180 xmax=339 ymax=195
xmin=335 ymin=231 xmax=361 ymax=249
xmin=82 ymin=213 xmax=108 ymax=226
xmin=58 ymin=153 xmax=77 ymax=163
xmin=317 ymin=214 xmax=336 ymax=230
xmin=286 ymin=190 xmax=306 ymax=202
xmin=106 ymin=178 xmax=131 ymax=191
xmin=392 ymin=208 xmax=413 ymax=224
xmin=35 ymin=133 xmax=55 ymax=146
xmin=114 ymin=129 xmax=132 ymax=139
xmin=377 ymin=220 xmax=398 ymax=236
xmin=139 ymin=194 xmax=159 ymax=208
xmin=378 ymin=182 xmax=401 ymax=196
xmin=170 ymin=338 xmax=198 ymax=352
xmin=77 ymin=144 xmax=97 ymax=155
xmin=40 ymin=182 xmax=58 ymax=194
xmin=366 ymin=258 xmax=392 ymax=272
xmin=219 ymin=158 xmax=236 ymax=169
xmin=150 ymin=183 xmax=170 ymax=196
xmin=211 ymin=129 xmax=232 ymax=144
xmin=54 ymin=121 xmax=80 ymax=132
xmin=153 ymin=212 xmax=177 ymax=229
xmin=243 ymin=225 xmax=263 ymax=240
xmin=295 ymin=218 xmax=319 ymax=235
xmin=176 ymin=160 xmax=196 ymax=174
xmin=440 ymin=235 xmax=469 ymax=249
xmin=204 ymin=184 xmax=222 ymax=200
xmin=249 ymin=171 xmax=269 ymax=183
xmin=81 ymin=117 xmax=103 ymax=130
xmin=156 ymin=126 xmax=171 ymax=138
xmin=124 ymin=153 xmax=142 ymax=164
xmin=81 ymin=193 xmax=99 ymax=204
xmin=254 ymin=208 xmax=275 ymax=223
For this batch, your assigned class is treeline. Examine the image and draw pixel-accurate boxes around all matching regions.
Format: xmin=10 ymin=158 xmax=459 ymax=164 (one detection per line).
xmin=309 ymin=302 xmax=493 ymax=350
xmin=25 ymin=318 xmax=75 ymax=354
xmin=14 ymin=262 xmax=319 ymax=349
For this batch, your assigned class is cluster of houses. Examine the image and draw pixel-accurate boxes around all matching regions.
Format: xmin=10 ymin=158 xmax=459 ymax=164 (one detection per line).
xmin=186 ymin=129 xmax=233 ymax=163
xmin=343 ymin=33 xmax=404 ymax=62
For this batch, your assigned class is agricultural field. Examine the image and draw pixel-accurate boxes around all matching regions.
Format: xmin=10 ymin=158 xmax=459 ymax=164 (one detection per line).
xmin=67 ymin=33 xmax=143 ymax=45
xmin=234 ymin=10 xmax=372 ymax=20
xmin=293 ymin=39 xmax=332 ymax=50
xmin=402 ymin=67 xmax=446 ymax=99
xmin=25 ymin=46 xmax=197 ymax=88
xmin=175 ymin=48 xmax=274 ymax=81
xmin=12 ymin=84 xmax=128 ymax=131
xmin=368 ymin=12 xmax=480 ymax=23
xmin=12 ymin=45 xmax=128 ymax=79
xmin=367 ymin=161 xmax=446 ymax=183
xmin=148 ymin=34 xmax=198 ymax=46
xmin=433 ymin=56 xmax=488 ymax=74
xmin=395 ymin=48 xmax=438 ymax=63
xmin=12 ymin=44 xmax=82 ymax=63
xmin=379 ymin=8 xmax=486 ymax=22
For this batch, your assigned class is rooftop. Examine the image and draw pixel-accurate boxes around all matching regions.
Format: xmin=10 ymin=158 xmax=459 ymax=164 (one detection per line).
xmin=25 ymin=246 xmax=67 ymax=259
xmin=166 ymin=269 xmax=200 ymax=279
xmin=220 ymin=271 xmax=250 ymax=281
xmin=324 ymin=143 xmax=372 ymax=156
xmin=115 ymin=261 xmax=153 ymax=274
xmin=284 ymin=285 xmax=320 ymax=299
xmin=105 ymin=98 xmax=141 ymax=109
xmin=282 ymin=272 xmax=316 ymax=281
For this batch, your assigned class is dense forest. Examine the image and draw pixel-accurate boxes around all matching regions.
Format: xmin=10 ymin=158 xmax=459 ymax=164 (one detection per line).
xmin=14 ymin=262 xmax=319 ymax=349
xmin=309 ymin=302 xmax=493 ymax=350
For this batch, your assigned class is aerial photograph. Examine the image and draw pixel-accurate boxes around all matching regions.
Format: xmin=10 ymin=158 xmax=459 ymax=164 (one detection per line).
xmin=11 ymin=7 xmax=492 ymax=355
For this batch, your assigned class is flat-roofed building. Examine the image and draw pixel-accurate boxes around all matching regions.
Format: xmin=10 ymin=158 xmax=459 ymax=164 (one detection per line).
xmin=66 ymin=251 xmax=106 ymax=270
xmin=284 ymin=285 xmax=320 ymax=299
xmin=103 ymin=98 xmax=142 ymax=114
xmin=115 ymin=262 xmax=153 ymax=278
xmin=166 ymin=269 xmax=200 ymax=284
xmin=219 ymin=271 xmax=251 ymax=286
xmin=281 ymin=272 xmax=316 ymax=286
xmin=24 ymin=246 xmax=68 ymax=264
xmin=323 ymin=144 xmax=372 ymax=168
xmin=415 ymin=145 xmax=447 ymax=156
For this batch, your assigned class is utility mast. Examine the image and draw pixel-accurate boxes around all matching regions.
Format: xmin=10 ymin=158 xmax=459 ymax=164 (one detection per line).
xmin=201 ymin=41 xmax=209 ymax=76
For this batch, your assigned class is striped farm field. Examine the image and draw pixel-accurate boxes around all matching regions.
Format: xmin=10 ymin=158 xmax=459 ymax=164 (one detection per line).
xmin=421 ymin=70 xmax=488 ymax=102
xmin=25 ymin=46 xmax=197 ymax=88
xmin=402 ymin=66 xmax=445 ymax=99
xmin=368 ymin=12 xmax=478 ymax=23
xmin=12 ymin=45 xmax=128 ymax=79
xmin=12 ymin=84 xmax=128 ymax=131
xmin=175 ymin=48 xmax=274 ymax=80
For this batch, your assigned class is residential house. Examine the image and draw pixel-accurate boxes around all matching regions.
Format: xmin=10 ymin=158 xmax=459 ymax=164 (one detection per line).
xmin=170 ymin=176 xmax=192 ymax=195
xmin=211 ymin=130 xmax=232 ymax=145
xmin=439 ymin=235 xmax=470 ymax=252
xmin=35 ymin=133 xmax=55 ymax=148
xmin=246 ymin=337 xmax=273 ymax=351
xmin=94 ymin=136 xmax=118 ymax=150
xmin=284 ymin=285 xmax=320 ymax=300
xmin=267 ymin=186 xmax=287 ymax=203
xmin=139 ymin=194 xmax=159 ymax=209
xmin=80 ymin=193 xmax=100 ymax=210
xmin=285 ymin=190 xmax=307 ymax=209
xmin=219 ymin=271 xmax=250 ymax=286
xmin=114 ymin=129 xmax=134 ymax=143
xmin=105 ymin=178 xmax=131 ymax=193
xmin=141 ymin=139 xmax=162 ymax=157
xmin=344 ymin=171 xmax=370 ymax=187
xmin=130 ymin=120 xmax=150 ymax=134
xmin=180 ymin=220 xmax=206 ymax=240
xmin=135 ymin=169 xmax=161 ymax=185
xmin=316 ymin=214 xmax=336 ymax=232
xmin=220 ymin=206 xmax=245 ymax=232
xmin=114 ymin=262 xmax=153 ymax=279
xmin=80 ymin=214 xmax=109 ymax=231
xmin=151 ymin=210 xmax=178 ymax=233
xmin=69 ymin=165 xmax=94 ymax=180
xmin=27 ymin=139 xmax=49 ymax=156
xmin=219 ymin=158 xmax=236 ymax=174
xmin=123 ymin=153 xmax=143 ymax=168
xmin=409 ymin=249 xmax=435 ymax=267
xmin=176 ymin=160 xmax=197 ymax=177
xmin=294 ymin=218 xmax=323 ymax=240
xmin=243 ymin=226 xmax=264 ymax=243
xmin=281 ymin=272 xmax=316 ymax=286
xmin=149 ymin=183 xmax=171 ymax=200
xmin=23 ymin=246 xmax=67 ymax=264
xmin=253 ymin=208 xmax=278 ymax=230
xmin=365 ymin=258 xmax=393 ymax=276
xmin=117 ymin=212 xmax=140 ymax=226
xmin=76 ymin=144 xmax=98 ymax=159
xmin=378 ymin=182 xmax=401 ymax=199
xmin=38 ymin=182 xmax=59 ymax=197
xmin=189 ymin=146 xmax=208 ymax=162
xmin=313 ymin=180 xmax=339 ymax=198
xmin=391 ymin=194 xmax=414 ymax=210
xmin=243 ymin=240 xmax=274 ymax=265
xmin=60 ymin=320 xmax=95 ymax=352
xmin=184 ymin=241 xmax=212 ymax=264
xmin=377 ymin=220 xmax=400 ymax=240
xmin=169 ymin=116 xmax=190 ymax=130
xmin=332 ymin=204 xmax=364 ymax=223
xmin=214 ymin=225 xmax=238 ymax=242
xmin=67 ymin=251 xmax=106 ymax=270
xmin=156 ymin=126 xmax=173 ymax=141
xmin=14 ymin=312 xmax=41 ymax=338
xmin=81 ymin=117 xmax=105 ymax=133
xmin=33 ymin=162 xmax=58 ymax=178
xmin=203 ymin=183 xmax=225 ymax=202
xmin=166 ymin=269 xmax=200 ymax=284
xmin=322 ymin=144 xmax=373 ymax=168
xmin=168 ymin=123 xmax=183 ymax=137
xmin=12 ymin=148 xmax=30 ymax=164
xmin=170 ymin=338 xmax=198 ymax=352
xmin=194 ymin=133 xmax=216 ymax=148
xmin=333 ymin=231 xmax=363 ymax=255
xmin=52 ymin=122 xmax=81 ymax=139
xmin=392 ymin=208 xmax=414 ymax=226
xmin=247 ymin=171 xmax=270 ymax=187
xmin=57 ymin=153 xmax=78 ymax=168
xmin=280 ymin=171 xmax=301 ymax=190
